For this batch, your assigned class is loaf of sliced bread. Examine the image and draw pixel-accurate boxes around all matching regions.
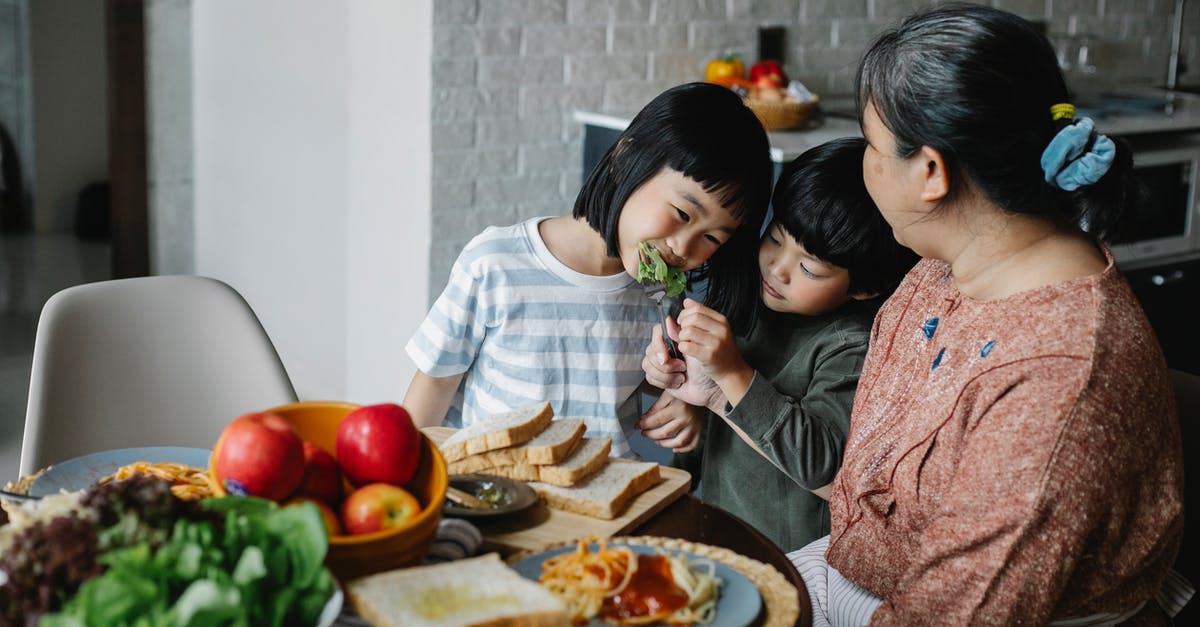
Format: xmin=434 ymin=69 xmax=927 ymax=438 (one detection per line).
xmin=530 ymin=458 xmax=661 ymax=519
xmin=345 ymin=552 xmax=566 ymax=627
xmin=439 ymin=402 xmax=554 ymax=463
xmin=481 ymin=436 xmax=612 ymax=487
xmin=448 ymin=418 xmax=586 ymax=474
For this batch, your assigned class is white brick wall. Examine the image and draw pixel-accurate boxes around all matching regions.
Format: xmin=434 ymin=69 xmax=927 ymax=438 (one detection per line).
xmin=428 ymin=0 xmax=1200 ymax=303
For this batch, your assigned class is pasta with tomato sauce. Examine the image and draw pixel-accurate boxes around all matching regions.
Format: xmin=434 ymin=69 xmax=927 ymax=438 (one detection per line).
xmin=538 ymin=536 xmax=720 ymax=625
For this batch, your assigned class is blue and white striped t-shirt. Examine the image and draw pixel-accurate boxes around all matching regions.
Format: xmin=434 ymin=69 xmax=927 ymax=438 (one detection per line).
xmin=405 ymin=217 xmax=659 ymax=458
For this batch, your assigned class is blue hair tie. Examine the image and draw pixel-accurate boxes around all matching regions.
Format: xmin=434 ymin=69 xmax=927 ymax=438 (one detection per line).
xmin=1040 ymin=117 xmax=1115 ymax=191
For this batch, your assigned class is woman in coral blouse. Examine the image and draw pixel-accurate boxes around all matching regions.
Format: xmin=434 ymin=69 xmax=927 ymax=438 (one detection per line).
xmin=789 ymin=4 xmax=1190 ymax=625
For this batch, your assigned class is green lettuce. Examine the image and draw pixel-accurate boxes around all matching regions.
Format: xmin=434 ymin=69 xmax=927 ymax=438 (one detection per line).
xmin=40 ymin=497 xmax=335 ymax=627
xmin=637 ymin=242 xmax=688 ymax=297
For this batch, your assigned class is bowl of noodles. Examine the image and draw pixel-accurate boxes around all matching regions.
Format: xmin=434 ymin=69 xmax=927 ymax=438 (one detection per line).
xmin=509 ymin=535 xmax=763 ymax=626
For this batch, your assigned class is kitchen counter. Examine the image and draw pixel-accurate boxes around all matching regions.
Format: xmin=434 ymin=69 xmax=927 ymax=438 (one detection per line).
xmin=574 ymin=110 xmax=862 ymax=164
xmin=575 ymin=88 xmax=1200 ymax=167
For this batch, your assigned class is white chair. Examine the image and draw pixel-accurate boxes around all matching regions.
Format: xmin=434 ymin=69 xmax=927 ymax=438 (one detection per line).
xmin=19 ymin=275 xmax=297 ymax=476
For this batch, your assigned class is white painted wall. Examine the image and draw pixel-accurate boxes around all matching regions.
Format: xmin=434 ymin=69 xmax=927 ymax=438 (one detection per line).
xmin=346 ymin=0 xmax=431 ymax=403
xmin=193 ymin=1 xmax=431 ymax=403
xmin=28 ymin=0 xmax=107 ymax=232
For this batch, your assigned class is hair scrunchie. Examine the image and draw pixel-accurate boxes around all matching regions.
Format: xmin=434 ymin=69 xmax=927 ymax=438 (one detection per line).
xmin=1040 ymin=117 xmax=1115 ymax=191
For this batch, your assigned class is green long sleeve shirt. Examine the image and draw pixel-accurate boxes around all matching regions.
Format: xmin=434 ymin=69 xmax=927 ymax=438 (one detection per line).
xmin=683 ymin=301 xmax=874 ymax=552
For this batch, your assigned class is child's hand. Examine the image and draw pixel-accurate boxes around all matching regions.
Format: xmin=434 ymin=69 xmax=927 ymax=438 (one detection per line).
xmin=642 ymin=323 xmax=687 ymax=390
xmin=637 ymin=392 xmax=704 ymax=453
xmin=676 ymin=298 xmax=749 ymax=384
xmin=643 ymin=323 xmax=724 ymax=409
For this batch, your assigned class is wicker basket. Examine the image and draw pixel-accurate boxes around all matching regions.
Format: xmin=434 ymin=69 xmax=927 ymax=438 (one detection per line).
xmin=744 ymin=95 xmax=820 ymax=131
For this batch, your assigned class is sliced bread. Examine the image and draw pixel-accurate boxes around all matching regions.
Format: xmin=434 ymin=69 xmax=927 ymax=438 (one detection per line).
xmin=345 ymin=552 xmax=566 ymax=627
xmin=439 ymin=402 xmax=554 ymax=463
xmin=448 ymin=418 xmax=586 ymax=474
xmin=480 ymin=436 xmax=612 ymax=487
xmin=530 ymin=458 xmax=661 ymax=520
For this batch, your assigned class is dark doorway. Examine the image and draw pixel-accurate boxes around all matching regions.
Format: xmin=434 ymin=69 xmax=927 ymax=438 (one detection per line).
xmin=106 ymin=0 xmax=148 ymax=278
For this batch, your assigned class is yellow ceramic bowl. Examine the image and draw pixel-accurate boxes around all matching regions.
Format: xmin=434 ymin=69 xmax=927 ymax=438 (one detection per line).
xmin=210 ymin=400 xmax=447 ymax=581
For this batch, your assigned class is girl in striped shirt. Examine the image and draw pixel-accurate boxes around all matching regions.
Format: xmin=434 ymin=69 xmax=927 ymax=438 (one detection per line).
xmin=403 ymin=82 xmax=773 ymax=458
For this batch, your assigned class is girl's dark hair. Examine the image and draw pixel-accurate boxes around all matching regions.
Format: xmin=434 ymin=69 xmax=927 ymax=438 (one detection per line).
xmin=856 ymin=3 xmax=1139 ymax=238
xmin=774 ymin=137 xmax=918 ymax=297
xmin=573 ymin=82 xmax=773 ymax=334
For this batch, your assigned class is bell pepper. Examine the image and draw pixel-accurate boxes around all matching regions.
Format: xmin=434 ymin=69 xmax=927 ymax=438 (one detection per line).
xmin=705 ymin=54 xmax=745 ymax=83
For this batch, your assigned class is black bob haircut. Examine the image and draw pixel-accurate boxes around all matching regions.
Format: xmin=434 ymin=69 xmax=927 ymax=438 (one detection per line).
xmin=572 ymin=82 xmax=773 ymax=335
xmin=773 ymin=137 xmax=917 ymax=298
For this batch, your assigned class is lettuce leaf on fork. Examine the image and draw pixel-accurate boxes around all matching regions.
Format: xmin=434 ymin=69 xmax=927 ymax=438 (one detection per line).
xmin=637 ymin=242 xmax=688 ymax=297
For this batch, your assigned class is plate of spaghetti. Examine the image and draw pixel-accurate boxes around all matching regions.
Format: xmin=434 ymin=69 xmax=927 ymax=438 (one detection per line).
xmin=28 ymin=447 xmax=215 ymax=500
xmin=511 ymin=536 xmax=761 ymax=626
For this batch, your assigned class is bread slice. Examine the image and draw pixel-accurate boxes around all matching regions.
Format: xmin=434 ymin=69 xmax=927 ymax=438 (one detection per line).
xmin=346 ymin=552 xmax=566 ymax=627
xmin=480 ymin=436 xmax=612 ymax=487
xmin=530 ymin=458 xmax=661 ymax=519
xmin=448 ymin=418 xmax=586 ymax=474
xmin=439 ymin=402 xmax=554 ymax=463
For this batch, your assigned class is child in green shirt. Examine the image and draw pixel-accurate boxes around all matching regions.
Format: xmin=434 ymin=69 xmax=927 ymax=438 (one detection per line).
xmin=639 ymin=137 xmax=917 ymax=551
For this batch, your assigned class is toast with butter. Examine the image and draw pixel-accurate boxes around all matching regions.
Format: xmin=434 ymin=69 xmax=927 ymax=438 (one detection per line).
xmin=345 ymin=552 xmax=566 ymax=627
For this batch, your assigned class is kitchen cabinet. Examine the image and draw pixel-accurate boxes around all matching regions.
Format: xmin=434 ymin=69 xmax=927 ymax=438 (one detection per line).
xmin=1122 ymin=256 xmax=1200 ymax=375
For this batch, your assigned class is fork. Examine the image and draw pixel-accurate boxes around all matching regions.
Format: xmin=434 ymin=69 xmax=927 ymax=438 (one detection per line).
xmin=646 ymin=284 xmax=685 ymax=360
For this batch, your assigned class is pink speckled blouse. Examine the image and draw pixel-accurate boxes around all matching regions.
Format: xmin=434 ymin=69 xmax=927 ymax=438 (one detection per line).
xmin=826 ymin=252 xmax=1184 ymax=625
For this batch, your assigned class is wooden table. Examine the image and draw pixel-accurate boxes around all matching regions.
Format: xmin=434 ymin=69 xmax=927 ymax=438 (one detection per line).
xmin=423 ymin=427 xmax=812 ymax=625
xmin=633 ymin=493 xmax=812 ymax=627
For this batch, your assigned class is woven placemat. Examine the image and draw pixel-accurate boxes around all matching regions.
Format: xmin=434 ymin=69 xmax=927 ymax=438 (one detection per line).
xmin=506 ymin=534 xmax=800 ymax=627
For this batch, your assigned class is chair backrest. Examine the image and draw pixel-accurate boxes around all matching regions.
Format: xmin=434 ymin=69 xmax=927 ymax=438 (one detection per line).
xmin=19 ymin=275 xmax=298 ymax=476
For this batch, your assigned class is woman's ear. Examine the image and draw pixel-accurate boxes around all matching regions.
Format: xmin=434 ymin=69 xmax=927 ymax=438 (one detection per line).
xmin=916 ymin=145 xmax=949 ymax=203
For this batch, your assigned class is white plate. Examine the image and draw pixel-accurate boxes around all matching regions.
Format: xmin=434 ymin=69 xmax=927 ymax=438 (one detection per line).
xmin=510 ymin=541 xmax=762 ymax=627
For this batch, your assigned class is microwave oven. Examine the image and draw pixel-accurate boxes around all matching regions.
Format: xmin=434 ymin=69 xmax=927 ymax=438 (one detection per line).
xmin=1106 ymin=139 xmax=1200 ymax=267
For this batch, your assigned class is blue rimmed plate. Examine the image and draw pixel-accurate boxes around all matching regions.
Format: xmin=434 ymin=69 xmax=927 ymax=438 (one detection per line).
xmin=510 ymin=540 xmax=762 ymax=626
xmin=28 ymin=447 xmax=211 ymax=497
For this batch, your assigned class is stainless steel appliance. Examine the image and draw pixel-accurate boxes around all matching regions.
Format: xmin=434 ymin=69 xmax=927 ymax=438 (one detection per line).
xmin=1107 ymin=136 xmax=1200 ymax=267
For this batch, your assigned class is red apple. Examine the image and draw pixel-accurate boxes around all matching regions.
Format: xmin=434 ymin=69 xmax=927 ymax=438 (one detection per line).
xmin=286 ymin=495 xmax=344 ymax=537
xmin=297 ymin=441 xmax=343 ymax=504
xmin=212 ymin=412 xmax=305 ymax=501
xmin=341 ymin=483 xmax=422 ymax=535
xmin=754 ymin=74 xmax=783 ymax=89
xmin=336 ymin=403 xmax=421 ymax=486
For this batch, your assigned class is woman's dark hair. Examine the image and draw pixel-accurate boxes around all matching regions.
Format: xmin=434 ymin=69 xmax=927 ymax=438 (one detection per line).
xmin=855 ymin=3 xmax=1139 ymax=239
xmin=774 ymin=137 xmax=918 ymax=297
xmin=573 ymin=82 xmax=773 ymax=334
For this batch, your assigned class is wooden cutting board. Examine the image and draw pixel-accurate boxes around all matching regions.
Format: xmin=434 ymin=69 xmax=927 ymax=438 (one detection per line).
xmin=423 ymin=427 xmax=692 ymax=555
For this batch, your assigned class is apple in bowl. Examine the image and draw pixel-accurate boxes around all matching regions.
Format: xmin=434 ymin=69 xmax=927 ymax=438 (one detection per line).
xmin=211 ymin=411 xmax=305 ymax=501
xmin=297 ymin=441 xmax=343 ymax=505
xmin=341 ymin=483 xmax=422 ymax=535
xmin=336 ymin=403 xmax=421 ymax=486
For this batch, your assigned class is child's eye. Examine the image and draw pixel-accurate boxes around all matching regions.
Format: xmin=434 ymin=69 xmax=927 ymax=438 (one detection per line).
xmin=767 ymin=234 xmax=780 ymax=245
xmin=704 ymin=234 xmax=722 ymax=245
xmin=800 ymin=264 xmax=818 ymax=278
xmin=674 ymin=207 xmax=690 ymax=222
